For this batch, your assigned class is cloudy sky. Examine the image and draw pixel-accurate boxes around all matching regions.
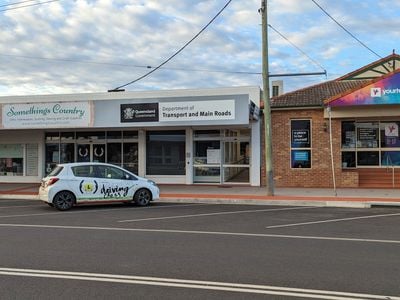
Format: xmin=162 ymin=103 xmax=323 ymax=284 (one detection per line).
xmin=1 ymin=0 xmax=399 ymax=96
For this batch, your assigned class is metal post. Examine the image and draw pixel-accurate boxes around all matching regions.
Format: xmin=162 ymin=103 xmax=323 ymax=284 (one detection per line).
xmin=260 ymin=0 xmax=274 ymax=195
xmin=327 ymin=106 xmax=337 ymax=196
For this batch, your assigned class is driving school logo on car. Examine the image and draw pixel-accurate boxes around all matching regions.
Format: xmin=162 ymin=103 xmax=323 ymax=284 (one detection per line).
xmin=79 ymin=180 xmax=99 ymax=194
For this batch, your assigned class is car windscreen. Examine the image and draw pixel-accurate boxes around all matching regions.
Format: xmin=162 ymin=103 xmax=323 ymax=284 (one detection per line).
xmin=48 ymin=166 xmax=63 ymax=176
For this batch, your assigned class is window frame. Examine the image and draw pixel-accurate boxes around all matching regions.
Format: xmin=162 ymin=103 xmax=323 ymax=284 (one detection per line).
xmin=290 ymin=119 xmax=312 ymax=169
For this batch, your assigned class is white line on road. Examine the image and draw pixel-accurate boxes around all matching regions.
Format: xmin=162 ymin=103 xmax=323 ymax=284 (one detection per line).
xmin=0 ymin=268 xmax=398 ymax=300
xmin=0 ymin=203 xmax=209 ymax=219
xmin=0 ymin=205 xmax=42 ymax=209
xmin=265 ymin=212 xmax=400 ymax=229
xmin=0 ymin=223 xmax=399 ymax=244
xmin=118 ymin=206 xmax=317 ymax=223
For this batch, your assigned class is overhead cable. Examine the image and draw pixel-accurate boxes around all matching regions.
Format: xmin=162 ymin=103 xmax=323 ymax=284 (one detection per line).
xmin=0 ymin=0 xmax=38 ymax=8
xmin=268 ymin=24 xmax=326 ymax=73
xmin=109 ymin=0 xmax=233 ymax=91
xmin=311 ymin=0 xmax=382 ymax=59
xmin=0 ymin=0 xmax=60 ymax=13
xmin=1 ymin=52 xmax=263 ymax=75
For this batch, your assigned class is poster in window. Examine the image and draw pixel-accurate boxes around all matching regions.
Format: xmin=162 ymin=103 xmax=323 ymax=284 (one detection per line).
xmin=291 ymin=150 xmax=311 ymax=168
xmin=207 ymin=149 xmax=220 ymax=164
xmin=291 ymin=130 xmax=310 ymax=147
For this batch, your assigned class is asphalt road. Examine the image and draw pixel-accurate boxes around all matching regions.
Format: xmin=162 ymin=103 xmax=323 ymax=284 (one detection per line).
xmin=0 ymin=199 xmax=399 ymax=299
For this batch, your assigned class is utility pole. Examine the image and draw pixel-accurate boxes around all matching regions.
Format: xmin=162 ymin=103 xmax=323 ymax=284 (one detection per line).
xmin=260 ymin=0 xmax=274 ymax=195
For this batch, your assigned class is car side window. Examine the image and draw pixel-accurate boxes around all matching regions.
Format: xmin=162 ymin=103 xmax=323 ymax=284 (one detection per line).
xmin=94 ymin=165 xmax=128 ymax=180
xmin=72 ymin=166 xmax=95 ymax=178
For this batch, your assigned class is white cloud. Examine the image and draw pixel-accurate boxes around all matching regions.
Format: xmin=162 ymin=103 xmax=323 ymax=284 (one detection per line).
xmin=0 ymin=0 xmax=398 ymax=96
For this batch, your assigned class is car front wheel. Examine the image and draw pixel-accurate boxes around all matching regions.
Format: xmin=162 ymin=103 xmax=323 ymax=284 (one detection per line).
xmin=53 ymin=191 xmax=75 ymax=211
xmin=134 ymin=189 xmax=152 ymax=206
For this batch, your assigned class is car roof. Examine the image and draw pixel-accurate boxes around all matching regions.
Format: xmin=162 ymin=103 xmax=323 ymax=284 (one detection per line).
xmin=58 ymin=162 xmax=118 ymax=168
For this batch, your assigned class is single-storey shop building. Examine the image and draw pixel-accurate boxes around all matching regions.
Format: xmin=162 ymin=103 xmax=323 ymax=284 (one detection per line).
xmin=0 ymin=86 xmax=262 ymax=186
xmin=271 ymin=53 xmax=400 ymax=188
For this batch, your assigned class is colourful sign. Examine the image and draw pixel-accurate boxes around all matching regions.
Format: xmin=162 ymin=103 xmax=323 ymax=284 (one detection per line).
xmin=327 ymin=71 xmax=400 ymax=107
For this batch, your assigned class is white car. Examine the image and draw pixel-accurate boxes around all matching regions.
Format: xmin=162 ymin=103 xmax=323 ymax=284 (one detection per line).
xmin=39 ymin=162 xmax=160 ymax=211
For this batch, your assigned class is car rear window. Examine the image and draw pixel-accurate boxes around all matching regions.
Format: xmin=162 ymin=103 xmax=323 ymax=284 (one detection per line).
xmin=48 ymin=166 xmax=63 ymax=176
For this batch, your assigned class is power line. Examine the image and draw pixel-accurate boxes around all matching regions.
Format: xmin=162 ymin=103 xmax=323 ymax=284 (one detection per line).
xmin=110 ymin=0 xmax=233 ymax=91
xmin=0 ymin=0 xmax=38 ymax=8
xmin=268 ymin=24 xmax=326 ymax=73
xmin=311 ymin=0 xmax=382 ymax=59
xmin=0 ymin=0 xmax=60 ymax=13
xmin=1 ymin=52 xmax=262 ymax=75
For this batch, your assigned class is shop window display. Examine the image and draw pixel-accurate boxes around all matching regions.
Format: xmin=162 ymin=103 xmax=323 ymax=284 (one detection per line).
xmin=341 ymin=121 xmax=400 ymax=168
xmin=0 ymin=144 xmax=24 ymax=176
xmin=290 ymin=120 xmax=311 ymax=168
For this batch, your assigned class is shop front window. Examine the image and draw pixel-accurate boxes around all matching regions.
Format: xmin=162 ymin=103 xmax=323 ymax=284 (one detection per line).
xmin=45 ymin=144 xmax=59 ymax=174
xmin=291 ymin=120 xmax=311 ymax=168
xmin=123 ymin=143 xmax=138 ymax=174
xmin=341 ymin=121 xmax=400 ymax=168
xmin=357 ymin=151 xmax=379 ymax=166
xmin=146 ymin=131 xmax=185 ymax=175
xmin=0 ymin=144 xmax=24 ymax=176
xmin=380 ymin=122 xmax=400 ymax=148
xmin=357 ymin=122 xmax=379 ymax=148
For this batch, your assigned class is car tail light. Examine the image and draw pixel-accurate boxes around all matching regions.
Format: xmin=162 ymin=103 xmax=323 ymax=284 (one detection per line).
xmin=47 ymin=177 xmax=59 ymax=186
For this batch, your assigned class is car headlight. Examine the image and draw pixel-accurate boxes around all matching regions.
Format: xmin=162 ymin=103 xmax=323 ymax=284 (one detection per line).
xmin=147 ymin=180 xmax=157 ymax=186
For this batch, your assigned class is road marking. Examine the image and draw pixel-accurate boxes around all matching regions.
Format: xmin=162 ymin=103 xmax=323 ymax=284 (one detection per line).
xmin=0 ymin=203 xmax=209 ymax=219
xmin=118 ymin=206 xmax=317 ymax=223
xmin=0 ymin=223 xmax=399 ymax=244
xmin=265 ymin=212 xmax=400 ymax=229
xmin=0 ymin=205 xmax=42 ymax=209
xmin=0 ymin=268 xmax=398 ymax=299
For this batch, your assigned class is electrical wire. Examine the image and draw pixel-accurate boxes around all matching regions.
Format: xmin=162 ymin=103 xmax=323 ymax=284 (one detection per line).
xmin=268 ymin=24 xmax=326 ymax=73
xmin=0 ymin=0 xmax=38 ymax=8
xmin=110 ymin=0 xmax=233 ymax=91
xmin=0 ymin=0 xmax=60 ymax=13
xmin=311 ymin=0 xmax=382 ymax=59
xmin=1 ymin=52 xmax=261 ymax=75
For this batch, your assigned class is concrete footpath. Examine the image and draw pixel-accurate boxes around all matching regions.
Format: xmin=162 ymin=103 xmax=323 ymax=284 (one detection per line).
xmin=1 ymin=183 xmax=400 ymax=208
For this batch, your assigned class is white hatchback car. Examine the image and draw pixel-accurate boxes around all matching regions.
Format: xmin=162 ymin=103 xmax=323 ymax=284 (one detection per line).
xmin=39 ymin=162 xmax=160 ymax=211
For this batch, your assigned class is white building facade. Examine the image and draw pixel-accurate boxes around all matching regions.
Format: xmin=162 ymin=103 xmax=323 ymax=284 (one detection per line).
xmin=0 ymin=86 xmax=261 ymax=186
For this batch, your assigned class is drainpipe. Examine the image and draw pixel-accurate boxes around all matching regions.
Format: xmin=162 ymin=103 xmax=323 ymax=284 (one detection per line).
xmin=327 ymin=106 xmax=337 ymax=196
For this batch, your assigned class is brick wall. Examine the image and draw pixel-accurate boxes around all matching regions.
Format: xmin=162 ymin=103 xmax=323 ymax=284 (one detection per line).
xmin=260 ymin=108 xmax=358 ymax=187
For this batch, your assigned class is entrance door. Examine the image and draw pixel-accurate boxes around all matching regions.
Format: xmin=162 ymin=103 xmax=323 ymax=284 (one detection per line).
xmin=77 ymin=144 xmax=105 ymax=163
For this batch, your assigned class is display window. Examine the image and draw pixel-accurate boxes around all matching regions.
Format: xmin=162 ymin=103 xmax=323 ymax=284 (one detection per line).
xmin=290 ymin=120 xmax=311 ymax=168
xmin=45 ymin=131 xmax=138 ymax=174
xmin=146 ymin=130 xmax=185 ymax=175
xmin=341 ymin=121 xmax=400 ymax=168
xmin=0 ymin=144 xmax=38 ymax=176
xmin=193 ymin=129 xmax=250 ymax=183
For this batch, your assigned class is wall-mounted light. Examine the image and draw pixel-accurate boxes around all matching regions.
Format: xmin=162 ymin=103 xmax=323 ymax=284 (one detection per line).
xmin=323 ymin=122 xmax=328 ymax=132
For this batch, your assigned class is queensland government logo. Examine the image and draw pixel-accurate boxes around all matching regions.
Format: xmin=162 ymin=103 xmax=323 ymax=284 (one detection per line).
xmin=121 ymin=103 xmax=159 ymax=123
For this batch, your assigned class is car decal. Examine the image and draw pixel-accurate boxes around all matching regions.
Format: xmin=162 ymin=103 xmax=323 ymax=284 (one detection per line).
xmin=100 ymin=184 xmax=135 ymax=199
xmin=79 ymin=180 xmax=99 ymax=194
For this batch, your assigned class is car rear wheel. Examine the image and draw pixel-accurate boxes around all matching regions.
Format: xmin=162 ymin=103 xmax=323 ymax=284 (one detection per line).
xmin=53 ymin=191 xmax=75 ymax=211
xmin=134 ymin=188 xmax=152 ymax=206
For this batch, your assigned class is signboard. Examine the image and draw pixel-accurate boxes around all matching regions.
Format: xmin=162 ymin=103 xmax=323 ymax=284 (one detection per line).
xmin=294 ymin=150 xmax=309 ymax=161
xmin=159 ymin=100 xmax=235 ymax=122
xmin=385 ymin=123 xmax=399 ymax=137
xmin=328 ymin=71 xmax=400 ymax=106
xmin=121 ymin=103 xmax=159 ymax=123
xmin=291 ymin=129 xmax=310 ymax=145
xmin=206 ymin=149 xmax=220 ymax=164
xmin=2 ymin=102 xmax=91 ymax=129
xmin=358 ymin=127 xmax=377 ymax=141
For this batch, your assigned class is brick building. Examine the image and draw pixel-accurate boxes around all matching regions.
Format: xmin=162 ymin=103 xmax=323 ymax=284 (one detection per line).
xmin=269 ymin=53 xmax=400 ymax=188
